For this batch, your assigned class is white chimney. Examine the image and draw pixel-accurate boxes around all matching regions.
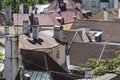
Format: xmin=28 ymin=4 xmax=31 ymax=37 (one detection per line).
xmin=54 ymin=25 xmax=64 ymax=42
xmin=114 ymin=0 xmax=118 ymax=9
xmin=4 ymin=35 xmax=19 ymax=80
xmin=19 ymin=4 xmax=24 ymax=14
xmin=81 ymin=28 xmax=90 ymax=42
xmin=103 ymin=8 xmax=108 ymax=21
xmin=5 ymin=5 xmax=12 ymax=26
xmin=4 ymin=26 xmax=9 ymax=35
xmin=32 ymin=17 xmax=39 ymax=42
xmin=23 ymin=20 xmax=29 ymax=34
xmin=118 ymin=8 xmax=120 ymax=18
xmin=29 ymin=6 xmax=33 ymax=16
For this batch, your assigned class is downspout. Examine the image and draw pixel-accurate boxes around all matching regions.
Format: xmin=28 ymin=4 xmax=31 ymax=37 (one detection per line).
xmin=66 ymin=31 xmax=78 ymax=70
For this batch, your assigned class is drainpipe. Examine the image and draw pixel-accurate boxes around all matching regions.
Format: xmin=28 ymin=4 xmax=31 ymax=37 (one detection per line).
xmin=3 ymin=35 xmax=19 ymax=80
xmin=66 ymin=31 xmax=78 ymax=71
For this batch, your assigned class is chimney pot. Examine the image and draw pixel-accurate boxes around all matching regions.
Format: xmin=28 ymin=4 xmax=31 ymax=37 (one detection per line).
xmin=54 ymin=25 xmax=64 ymax=42
xmin=103 ymin=8 xmax=108 ymax=21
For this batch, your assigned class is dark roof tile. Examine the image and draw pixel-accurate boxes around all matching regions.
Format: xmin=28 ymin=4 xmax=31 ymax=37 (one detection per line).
xmin=70 ymin=42 xmax=119 ymax=65
xmin=71 ymin=20 xmax=120 ymax=42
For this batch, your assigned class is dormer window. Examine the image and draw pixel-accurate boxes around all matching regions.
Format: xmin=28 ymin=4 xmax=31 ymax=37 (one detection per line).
xmin=87 ymin=30 xmax=103 ymax=42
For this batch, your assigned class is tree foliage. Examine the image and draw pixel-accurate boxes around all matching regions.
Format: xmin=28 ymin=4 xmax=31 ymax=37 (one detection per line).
xmin=1 ymin=0 xmax=49 ymax=13
xmin=83 ymin=56 xmax=120 ymax=75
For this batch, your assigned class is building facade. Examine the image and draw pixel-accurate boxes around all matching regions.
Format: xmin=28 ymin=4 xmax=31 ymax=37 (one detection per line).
xmin=81 ymin=0 xmax=119 ymax=13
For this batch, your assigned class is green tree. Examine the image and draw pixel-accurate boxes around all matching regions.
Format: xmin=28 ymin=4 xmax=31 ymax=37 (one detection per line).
xmin=2 ymin=0 xmax=49 ymax=13
xmin=0 ymin=0 xmax=3 ymax=11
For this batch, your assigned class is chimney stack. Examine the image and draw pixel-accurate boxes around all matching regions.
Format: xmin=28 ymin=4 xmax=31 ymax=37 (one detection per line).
xmin=4 ymin=35 xmax=19 ymax=80
xmin=54 ymin=25 xmax=64 ymax=42
xmin=29 ymin=6 xmax=33 ymax=16
xmin=23 ymin=20 xmax=29 ymax=35
xmin=19 ymin=4 xmax=24 ymax=14
xmin=118 ymin=8 xmax=120 ymax=18
xmin=103 ymin=8 xmax=108 ymax=21
xmin=5 ymin=5 xmax=12 ymax=26
xmin=114 ymin=0 xmax=118 ymax=9
xmin=32 ymin=17 xmax=39 ymax=43
xmin=81 ymin=28 xmax=90 ymax=42
xmin=4 ymin=26 xmax=9 ymax=35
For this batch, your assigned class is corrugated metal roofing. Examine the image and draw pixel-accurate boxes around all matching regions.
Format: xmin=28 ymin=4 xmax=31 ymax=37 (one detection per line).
xmin=25 ymin=70 xmax=52 ymax=80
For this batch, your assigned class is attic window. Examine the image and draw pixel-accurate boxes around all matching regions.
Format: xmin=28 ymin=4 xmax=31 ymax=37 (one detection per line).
xmin=87 ymin=30 xmax=103 ymax=42
xmin=92 ymin=1 xmax=96 ymax=7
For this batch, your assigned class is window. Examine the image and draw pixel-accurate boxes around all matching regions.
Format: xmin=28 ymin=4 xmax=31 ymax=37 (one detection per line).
xmin=88 ymin=30 xmax=103 ymax=42
xmin=92 ymin=1 xmax=96 ymax=7
xmin=56 ymin=49 xmax=60 ymax=59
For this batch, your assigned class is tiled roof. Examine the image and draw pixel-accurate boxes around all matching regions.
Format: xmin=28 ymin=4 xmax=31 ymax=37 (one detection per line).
xmin=71 ymin=20 xmax=120 ymax=42
xmin=49 ymin=12 xmax=61 ymax=25
xmin=34 ymin=14 xmax=54 ymax=26
xmin=13 ymin=14 xmax=29 ymax=26
xmin=60 ymin=11 xmax=75 ymax=24
xmin=19 ymin=32 xmax=60 ymax=50
xmin=70 ymin=42 xmax=119 ymax=66
xmin=13 ymin=12 xmax=76 ymax=26
xmin=64 ymin=30 xmax=83 ymax=44
xmin=47 ymin=0 xmax=79 ymax=11
xmin=90 ymin=9 xmax=119 ymax=21
xmin=20 ymin=49 xmax=67 ymax=72
xmin=20 ymin=49 xmax=83 ymax=80
xmin=108 ymin=9 xmax=118 ymax=19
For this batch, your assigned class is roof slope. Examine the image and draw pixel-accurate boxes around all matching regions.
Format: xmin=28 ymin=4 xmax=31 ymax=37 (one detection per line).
xmin=70 ymin=42 xmax=119 ymax=65
xmin=20 ymin=49 xmax=81 ymax=80
xmin=47 ymin=0 xmax=77 ymax=11
xmin=71 ymin=20 xmax=120 ymax=42
xmin=19 ymin=32 xmax=60 ymax=50
xmin=13 ymin=12 xmax=76 ymax=26
xmin=90 ymin=9 xmax=119 ymax=21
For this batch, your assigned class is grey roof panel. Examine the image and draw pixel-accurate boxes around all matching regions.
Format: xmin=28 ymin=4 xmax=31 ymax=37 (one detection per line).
xmin=25 ymin=70 xmax=52 ymax=80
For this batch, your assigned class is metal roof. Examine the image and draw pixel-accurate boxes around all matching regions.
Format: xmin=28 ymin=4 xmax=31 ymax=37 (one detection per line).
xmin=25 ymin=70 xmax=53 ymax=80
